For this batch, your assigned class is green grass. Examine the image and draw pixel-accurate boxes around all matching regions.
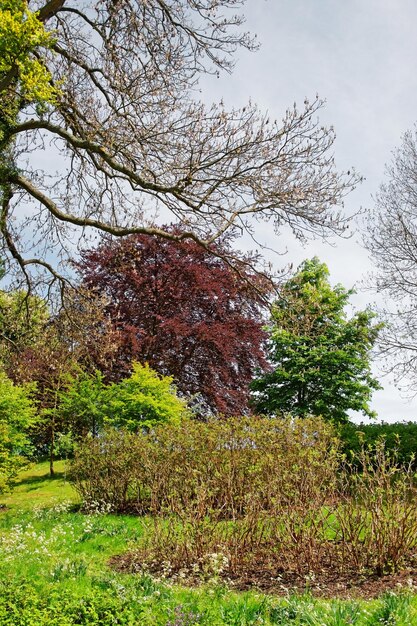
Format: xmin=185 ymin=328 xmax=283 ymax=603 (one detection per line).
xmin=2 ymin=464 xmax=417 ymax=624
xmin=1 ymin=459 xmax=77 ymax=510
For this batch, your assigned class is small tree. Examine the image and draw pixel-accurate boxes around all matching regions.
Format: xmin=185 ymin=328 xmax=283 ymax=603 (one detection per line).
xmin=0 ymin=370 xmax=37 ymax=493
xmin=12 ymin=290 xmax=118 ymax=475
xmin=58 ymin=369 xmax=107 ymax=439
xmin=251 ymin=258 xmax=382 ymax=422
xmin=59 ymin=362 xmax=189 ymax=434
xmin=106 ymin=363 xmax=189 ymax=430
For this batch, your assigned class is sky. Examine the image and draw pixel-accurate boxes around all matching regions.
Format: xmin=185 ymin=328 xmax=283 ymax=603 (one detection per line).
xmin=203 ymin=0 xmax=417 ymax=422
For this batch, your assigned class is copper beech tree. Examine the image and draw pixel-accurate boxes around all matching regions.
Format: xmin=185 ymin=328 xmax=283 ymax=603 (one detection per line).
xmin=78 ymin=232 xmax=269 ymax=416
xmin=0 ymin=0 xmax=358 ymax=294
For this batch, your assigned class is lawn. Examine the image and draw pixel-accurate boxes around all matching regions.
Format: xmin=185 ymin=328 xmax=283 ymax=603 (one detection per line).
xmin=1 ymin=463 xmax=417 ymax=625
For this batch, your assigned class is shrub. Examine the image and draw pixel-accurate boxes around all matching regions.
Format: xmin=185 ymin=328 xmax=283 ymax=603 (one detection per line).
xmin=339 ymin=421 xmax=417 ymax=468
xmin=71 ymin=429 xmax=142 ymax=512
xmin=106 ymin=362 xmax=189 ymax=430
xmin=336 ymin=442 xmax=417 ymax=574
xmin=61 ymin=362 xmax=189 ymax=439
xmin=72 ymin=417 xmax=417 ymax=580
xmin=72 ymin=416 xmax=339 ymax=518
xmin=0 ymin=371 xmax=37 ymax=493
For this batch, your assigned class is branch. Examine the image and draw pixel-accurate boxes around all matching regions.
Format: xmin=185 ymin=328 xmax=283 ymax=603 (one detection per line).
xmin=8 ymin=120 xmax=195 ymax=203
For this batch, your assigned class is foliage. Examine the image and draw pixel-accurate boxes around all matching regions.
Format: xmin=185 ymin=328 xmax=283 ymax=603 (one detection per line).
xmin=59 ymin=362 xmax=188 ymax=439
xmin=105 ymin=362 xmax=189 ymax=430
xmin=0 ymin=289 xmax=49 ymax=370
xmin=57 ymin=369 xmax=107 ymax=439
xmin=251 ymin=257 xmax=382 ymax=422
xmin=0 ymin=369 xmax=37 ymax=493
xmin=0 ymin=0 xmax=358 ymax=297
xmin=9 ymin=290 xmax=119 ymax=473
xmin=0 ymin=0 xmax=57 ymax=113
xmin=339 ymin=421 xmax=417 ymax=468
xmin=78 ymin=231 xmax=269 ymax=416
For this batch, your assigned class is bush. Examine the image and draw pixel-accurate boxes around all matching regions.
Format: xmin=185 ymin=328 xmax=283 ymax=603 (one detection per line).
xmin=60 ymin=362 xmax=189 ymax=439
xmin=339 ymin=421 xmax=417 ymax=467
xmin=336 ymin=442 xmax=417 ymax=575
xmin=0 ymin=371 xmax=37 ymax=493
xmin=71 ymin=416 xmax=339 ymax=518
xmin=71 ymin=429 xmax=142 ymax=512
xmin=72 ymin=417 xmax=417 ymax=580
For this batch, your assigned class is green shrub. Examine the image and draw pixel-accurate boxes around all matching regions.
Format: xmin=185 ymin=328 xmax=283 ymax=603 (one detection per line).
xmin=339 ymin=421 xmax=417 ymax=467
xmin=0 ymin=371 xmax=37 ymax=493
xmin=60 ymin=362 xmax=189 ymax=440
xmin=106 ymin=362 xmax=189 ymax=430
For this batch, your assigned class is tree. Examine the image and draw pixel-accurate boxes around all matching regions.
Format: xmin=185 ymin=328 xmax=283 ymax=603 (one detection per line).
xmin=365 ymin=126 xmax=417 ymax=392
xmin=11 ymin=289 xmax=118 ymax=474
xmin=78 ymin=231 xmax=269 ymax=415
xmin=59 ymin=362 xmax=189 ymax=433
xmin=106 ymin=362 xmax=189 ymax=430
xmin=57 ymin=369 xmax=107 ymax=439
xmin=0 ymin=0 xmax=358 ymax=295
xmin=251 ymin=258 xmax=382 ymax=423
xmin=0 ymin=370 xmax=37 ymax=493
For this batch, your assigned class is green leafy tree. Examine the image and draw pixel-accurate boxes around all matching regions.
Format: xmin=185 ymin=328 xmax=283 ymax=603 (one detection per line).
xmin=0 ymin=370 xmax=37 ymax=493
xmin=58 ymin=369 xmax=107 ymax=439
xmin=106 ymin=363 xmax=189 ymax=430
xmin=59 ymin=362 xmax=189 ymax=435
xmin=251 ymin=258 xmax=382 ymax=423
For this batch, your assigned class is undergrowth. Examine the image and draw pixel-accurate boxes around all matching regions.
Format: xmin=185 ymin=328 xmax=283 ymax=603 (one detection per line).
xmin=2 ymin=463 xmax=417 ymax=624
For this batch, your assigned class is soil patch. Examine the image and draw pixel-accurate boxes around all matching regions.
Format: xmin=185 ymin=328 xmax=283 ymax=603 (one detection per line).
xmin=109 ymin=552 xmax=417 ymax=600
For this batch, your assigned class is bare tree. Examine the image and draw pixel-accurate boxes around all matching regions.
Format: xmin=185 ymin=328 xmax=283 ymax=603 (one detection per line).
xmin=0 ymin=0 xmax=358 ymax=296
xmin=366 ymin=125 xmax=417 ymax=390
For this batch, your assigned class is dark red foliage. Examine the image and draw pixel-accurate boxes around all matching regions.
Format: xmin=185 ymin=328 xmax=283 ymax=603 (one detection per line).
xmin=77 ymin=232 xmax=269 ymax=416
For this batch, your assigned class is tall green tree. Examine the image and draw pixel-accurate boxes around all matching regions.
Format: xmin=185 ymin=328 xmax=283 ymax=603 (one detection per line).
xmin=251 ymin=258 xmax=382 ymax=423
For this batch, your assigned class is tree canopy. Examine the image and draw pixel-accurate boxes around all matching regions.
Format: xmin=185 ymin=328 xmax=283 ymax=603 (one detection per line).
xmin=0 ymin=0 xmax=358 ymax=294
xmin=251 ymin=258 xmax=382 ymax=423
xmin=78 ymin=231 xmax=269 ymax=416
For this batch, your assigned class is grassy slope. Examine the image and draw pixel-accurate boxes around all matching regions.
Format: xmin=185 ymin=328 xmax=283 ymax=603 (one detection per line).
xmin=1 ymin=464 xmax=417 ymax=625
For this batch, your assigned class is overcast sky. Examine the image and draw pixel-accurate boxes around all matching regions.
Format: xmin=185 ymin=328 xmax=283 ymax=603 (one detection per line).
xmin=203 ymin=0 xmax=417 ymax=422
